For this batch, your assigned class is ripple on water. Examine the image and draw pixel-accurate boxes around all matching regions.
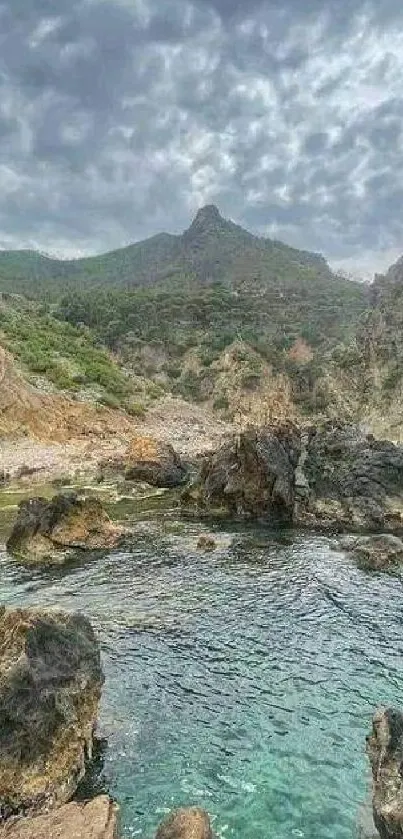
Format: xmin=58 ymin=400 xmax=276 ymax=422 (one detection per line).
xmin=0 ymin=520 xmax=402 ymax=839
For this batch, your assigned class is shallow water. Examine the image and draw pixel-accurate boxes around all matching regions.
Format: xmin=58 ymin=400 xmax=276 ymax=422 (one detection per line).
xmin=1 ymin=493 xmax=402 ymax=839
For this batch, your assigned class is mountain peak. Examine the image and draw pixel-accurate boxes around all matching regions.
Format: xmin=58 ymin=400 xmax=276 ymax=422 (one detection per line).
xmin=194 ymin=204 xmax=222 ymax=222
xmin=183 ymin=204 xmax=228 ymax=241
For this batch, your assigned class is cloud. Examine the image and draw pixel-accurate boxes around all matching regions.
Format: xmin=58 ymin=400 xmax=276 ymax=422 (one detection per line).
xmin=1 ymin=0 xmax=403 ymax=274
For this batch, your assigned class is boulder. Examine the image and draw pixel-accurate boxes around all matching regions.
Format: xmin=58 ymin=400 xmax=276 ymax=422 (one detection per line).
xmin=124 ymin=435 xmax=187 ymax=488
xmin=197 ymin=535 xmax=217 ymax=552
xmin=6 ymin=493 xmax=124 ymax=564
xmin=0 ymin=796 xmax=119 ymax=839
xmin=0 ymin=607 xmax=103 ymax=816
xmin=155 ymin=808 xmax=212 ymax=839
xmin=340 ymin=534 xmax=403 ymax=570
xmin=296 ymin=422 xmax=403 ymax=532
xmin=182 ymin=425 xmax=300 ymax=522
xmin=366 ymin=707 xmax=403 ymax=839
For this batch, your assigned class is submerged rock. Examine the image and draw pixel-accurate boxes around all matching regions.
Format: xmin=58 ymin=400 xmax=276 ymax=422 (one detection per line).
xmin=0 ymin=607 xmax=104 ymax=816
xmin=340 ymin=534 xmax=403 ymax=570
xmin=367 ymin=707 xmax=403 ymax=839
xmin=6 ymin=492 xmax=124 ymax=564
xmin=182 ymin=425 xmax=300 ymax=521
xmin=296 ymin=422 xmax=403 ymax=532
xmin=124 ymin=435 xmax=187 ymax=487
xmin=196 ymin=534 xmax=217 ymax=552
xmin=155 ymin=807 xmax=212 ymax=839
xmin=0 ymin=796 xmax=119 ymax=839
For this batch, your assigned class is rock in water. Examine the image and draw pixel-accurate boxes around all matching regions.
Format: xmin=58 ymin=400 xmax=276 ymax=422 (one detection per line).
xmin=0 ymin=796 xmax=119 ymax=839
xmin=155 ymin=808 xmax=212 ymax=839
xmin=182 ymin=425 xmax=300 ymax=521
xmin=0 ymin=607 xmax=104 ymax=816
xmin=124 ymin=435 xmax=187 ymax=487
xmin=297 ymin=422 xmax=403 ymax=531
xmin=6 ymin=493 xmax=124 ymax=564
xmin=340 ymin=534 xmax=403 ymax=570
xmin=366 ymin=707 xmax=403 ymax=839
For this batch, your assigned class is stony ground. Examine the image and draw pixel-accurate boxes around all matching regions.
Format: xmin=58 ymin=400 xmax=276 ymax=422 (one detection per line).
xmin=0 ymin=396 xmax=231 ymax=485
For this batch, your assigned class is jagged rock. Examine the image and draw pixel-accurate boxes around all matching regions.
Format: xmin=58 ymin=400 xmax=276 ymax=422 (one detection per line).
xmin=366 ymin=707 xmax=403 ymax=839
xmin=0 ymin=796 xmax=119 ymax=838
xmin=155 ymin=807 xmax=212 ymax=839
xmin=296 ymin=423 xmax=403 ymax=532
xmin=124 ymin=435 xmax=187 ymax=487
xmin=0 ymin=607 xmax=103 ymax=817
xmin=6 ymin=493 xmax=124 ymax=564
xmin=182 ymin=425 xmax=300 ymax=521
xmin=340 ymin=534 xmax=403 ymax=570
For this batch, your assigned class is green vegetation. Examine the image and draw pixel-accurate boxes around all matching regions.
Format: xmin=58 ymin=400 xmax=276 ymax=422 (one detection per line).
xmin=0 ymin=206 xmax=371 ymax=416
xmin=0 ymin=297 xmax=135 ymax=407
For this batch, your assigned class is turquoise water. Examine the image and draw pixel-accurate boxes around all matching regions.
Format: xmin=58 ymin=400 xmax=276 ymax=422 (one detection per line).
xmin=1 ymin=495 xmax=402 ymax=839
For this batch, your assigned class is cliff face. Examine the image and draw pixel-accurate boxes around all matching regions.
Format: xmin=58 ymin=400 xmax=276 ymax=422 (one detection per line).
xmin=0 ymin=345 xmax=135 ymax=443
xmin=320 ymin=259 xmax=403 ymax=442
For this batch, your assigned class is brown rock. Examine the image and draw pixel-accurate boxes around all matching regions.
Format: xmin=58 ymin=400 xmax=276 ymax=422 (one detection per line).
xmin=341 ymin=534 xmax=403 ymax=570
xmin=6 ymin=493 xmax=124 ymax=564
xmin=0 ymin=607 xmax=104 ymax=816
xmin=0 ymin=796 xmax=119 ymax=839
xmin=155 ymin=807 xmax=213 ymax=839
xmin=197 ymin=535 xmax=217 ymax=552
xmin=125 ymin=435 xmax=187 ymax=487
xmin=366 ymin=707 xmax=403 ymax=838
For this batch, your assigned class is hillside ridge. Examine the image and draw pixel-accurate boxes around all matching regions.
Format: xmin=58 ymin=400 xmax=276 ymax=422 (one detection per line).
xmin=0 ymin=205 xmax=357 ymax=294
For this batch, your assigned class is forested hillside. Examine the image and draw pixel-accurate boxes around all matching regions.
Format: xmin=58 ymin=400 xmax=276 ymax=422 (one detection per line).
xmin=0 ymin=206 xmax=369 ymax=424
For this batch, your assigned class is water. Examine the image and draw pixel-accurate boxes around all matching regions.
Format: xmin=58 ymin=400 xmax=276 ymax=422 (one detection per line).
xmin=1 ymin=492 xmax=402 ymax=839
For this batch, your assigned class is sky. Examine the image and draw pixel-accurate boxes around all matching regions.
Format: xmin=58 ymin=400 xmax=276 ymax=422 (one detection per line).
xmin=2 ymin=0 xmax=403 ymax=277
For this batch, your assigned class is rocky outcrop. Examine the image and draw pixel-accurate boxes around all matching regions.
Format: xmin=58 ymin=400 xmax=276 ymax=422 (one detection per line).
xmin=0 ymin=607 xmax=103 ymax=817
xmin=124 ymin=435 xmax=187 ymax=487
xmin=155 ymin=808 xmax=212 ymax=839
xmin=6 ymin=493 xmax=124 ymax=564
xmin=296 ymin=423 xmax=403 ymax=532
xmin=340 ymin=534 xmax=403 ymax=570
xmin=182 ymin=425 xmax=300 ymax=521
xmin=0 ymin=796 xmax=119 ymax=839
xmin=366 ymin=707 xmax=403 ymax=839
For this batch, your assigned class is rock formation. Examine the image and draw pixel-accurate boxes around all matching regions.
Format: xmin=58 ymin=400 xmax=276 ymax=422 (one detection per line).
xmin=124 ymin=435 xmax=187 ymax=487
xmin=182 ymin=425 xmax=300 ymax=521
xmin=296 ymin=422 xmax=403 ymax=532
xmin=340 ymin=534 xmax=403 ymax=570
xmin=0 ymin=607 xmax=104 ymax=816
xmin=0 ymin=796 xmax=119 ymax=839
xmin=6 ymin=493 xmax=124 ymax=564
xmin=155 ymin=807 xmax=213 ymax=839
xmin=366 ymin=707 xmax=403 ymax=839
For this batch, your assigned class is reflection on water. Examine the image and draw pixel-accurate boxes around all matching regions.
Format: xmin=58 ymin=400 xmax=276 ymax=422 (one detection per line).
xmin=0 ymin=493 xmax=402 ymax=839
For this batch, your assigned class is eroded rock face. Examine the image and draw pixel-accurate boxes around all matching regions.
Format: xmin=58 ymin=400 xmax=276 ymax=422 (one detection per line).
xmin=6 ymin=493 xmax=124 ymax=564
xmin=340 ymin=534 xmax=403 ymax=570
xmin=182 ymin=425 xmax=300 ymax=521
xmin=124 ymin=435 xmax=187 ymax=487
xmin=296 ymin=423 xmax=403 ymax=532
xmin=0 ymin=796 xmax=119 ymax=839
xmin=367 ymin=707 xmax=403 ymax=839
xmin=155 ymin=807 xmax=213 ymax=839
xmin=0 ymin=607 xmax=104 ymax=816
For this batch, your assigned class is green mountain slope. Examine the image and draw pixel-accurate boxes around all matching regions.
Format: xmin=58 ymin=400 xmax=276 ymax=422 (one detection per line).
xmin=0 ymin=205 xmax=369 ymax=422
xmin=0 ymin=204 xmax=356 ymax=294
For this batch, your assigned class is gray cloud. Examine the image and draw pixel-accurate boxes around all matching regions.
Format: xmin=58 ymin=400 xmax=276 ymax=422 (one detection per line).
xmin=1 ymin=0 xmax=403 ymax=274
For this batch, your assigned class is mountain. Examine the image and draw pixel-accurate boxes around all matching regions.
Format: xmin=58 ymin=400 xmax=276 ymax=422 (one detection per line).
xmin=0 ymin=206 xmax=369 ymax=424
xmin=0 ymin=204 xmax=353 ymax=294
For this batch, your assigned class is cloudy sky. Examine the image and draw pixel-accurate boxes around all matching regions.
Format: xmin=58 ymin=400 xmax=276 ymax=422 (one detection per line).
xmin=1 ymin=0 xmax=403 ymax=276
